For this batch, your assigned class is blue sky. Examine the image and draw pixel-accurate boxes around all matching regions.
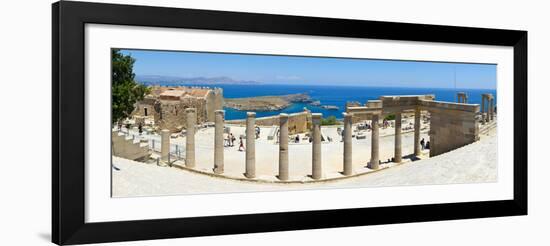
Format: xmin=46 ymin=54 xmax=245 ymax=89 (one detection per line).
xmin=120 ymin=49 xmax=496 ymax=89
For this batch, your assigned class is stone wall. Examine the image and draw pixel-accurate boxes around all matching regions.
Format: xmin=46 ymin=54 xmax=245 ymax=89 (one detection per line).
xmin=227 ymin=111 xmax=310 ymax=135
xmin=420 ymin=100 xmax=479 ymax=156
xmin=131 ymin=87 xmax=223 ymax=133
xmin=154 ymin=97 xmax=207 ymax=132
xmin=111 ymin=131 xmax=151 ymax=161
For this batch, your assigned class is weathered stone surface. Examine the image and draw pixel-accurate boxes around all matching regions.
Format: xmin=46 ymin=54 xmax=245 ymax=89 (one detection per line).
xmin=132 ymin=86 xmax=223 ymax=133
xmin=428 ymin=107 xmax=479 ymax=156
xmin=394 ymin=112 xmax=402 ymax=163
xmin=213 ymin=110 xmax=225 ymax=174
xmin=343 ymin=112 xmax=353 ymax=176
xmin=414 ymin=107 xmax=421 ymax=156
xmin=369 ymin=113 xmax=380 ymax=169
xmin=111 ymin=131 xmax=151 ymax=161
xmin=278 ymin=113 xmax=289 ymax=181
xmin=161 ymin=129 xmax=170 ymax=162
xmin=311 ymin=113 xmax=322 ymax=180
xmin=185 ymin=108 xmax=196 ymax=168
xmin=245 ymin=112 xmax=256 ymax=178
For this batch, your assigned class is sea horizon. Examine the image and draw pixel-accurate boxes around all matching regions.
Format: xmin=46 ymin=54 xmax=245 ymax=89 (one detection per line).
xmin=138 ymin=82 xmax=497 ymax=120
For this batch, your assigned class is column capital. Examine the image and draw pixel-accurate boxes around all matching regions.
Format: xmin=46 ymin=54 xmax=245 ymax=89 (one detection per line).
xmin=312 ymin=113 xmax=322 ymax=124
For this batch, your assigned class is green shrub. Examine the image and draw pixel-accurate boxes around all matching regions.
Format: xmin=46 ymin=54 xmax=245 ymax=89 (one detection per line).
xmin=384 ymin=114 xmax=395 ymax=121
xmin=321 ymin=116 xmax=339 ymax=125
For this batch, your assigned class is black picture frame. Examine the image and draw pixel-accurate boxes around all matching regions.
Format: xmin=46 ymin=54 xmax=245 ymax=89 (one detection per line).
xmin=52 ymin=1 xmax=527 ymax=245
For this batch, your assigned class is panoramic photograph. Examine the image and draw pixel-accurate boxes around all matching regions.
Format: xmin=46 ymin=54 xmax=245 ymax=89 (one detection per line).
xmin=110 ymin=48 xmax=497 ymax=198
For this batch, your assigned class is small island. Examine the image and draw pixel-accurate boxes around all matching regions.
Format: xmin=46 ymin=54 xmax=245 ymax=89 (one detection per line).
xmin=224 ymin=93 xmax=313 ymax=111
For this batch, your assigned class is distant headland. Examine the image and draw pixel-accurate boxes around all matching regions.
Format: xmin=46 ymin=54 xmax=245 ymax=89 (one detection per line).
xmin=224 ymin=93 xmax=313 ymax=111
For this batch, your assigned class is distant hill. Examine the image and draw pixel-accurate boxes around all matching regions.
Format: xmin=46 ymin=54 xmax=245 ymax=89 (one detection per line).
xmin=135 ymin=75 xmax=262 ymax=86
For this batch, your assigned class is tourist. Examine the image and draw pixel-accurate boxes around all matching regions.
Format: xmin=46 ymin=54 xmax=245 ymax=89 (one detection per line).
xmin=230 ymin=133 xmax=235 ymax=147
xmin=238 ymin=136 xmax=245 ymax=151
xmin=295 ymin=135 xmax=300 ymax=143
xmin=420 ymin=138 xmax=425 ymax=150
xmin=138 ymin=123 xmax=143 ymax=135
xmin=425 ymin=141 xmax=430 ymax=149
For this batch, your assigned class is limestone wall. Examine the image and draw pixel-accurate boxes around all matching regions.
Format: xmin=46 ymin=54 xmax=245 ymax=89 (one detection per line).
xmin=155 ymin=97 xmax=207 ymax=132
xmin=111 ymin=131 xmax=151 ymax=161
xmin=422 ymin=100 xmax=480 ymax=156
xmin=227 ymin=111 xmax=310 ymax=135
xmin=131 ymin=86 xmax=223 ymax=133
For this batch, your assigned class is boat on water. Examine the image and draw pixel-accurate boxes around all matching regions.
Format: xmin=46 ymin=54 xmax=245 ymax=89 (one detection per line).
xmin=320 ymin=105 xmax=339 ymax=110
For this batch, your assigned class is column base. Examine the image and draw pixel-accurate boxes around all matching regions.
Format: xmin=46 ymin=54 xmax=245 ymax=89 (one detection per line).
xmin=367 ymin=161 xmax=379 ymax=170
xmin=277 ymin=175 xmax=289 ymax=181
xmin=341 ymin=170 xmax=353 ymax=176
xmin=213 ymin=167 xmax=224 ymax=174
xmin=310 ymin=174 xmax=322 ymax=180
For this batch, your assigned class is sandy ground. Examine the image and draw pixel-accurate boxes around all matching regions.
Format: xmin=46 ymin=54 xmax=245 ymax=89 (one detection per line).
xmin=112 ymin=126 xmax=497 ymax=197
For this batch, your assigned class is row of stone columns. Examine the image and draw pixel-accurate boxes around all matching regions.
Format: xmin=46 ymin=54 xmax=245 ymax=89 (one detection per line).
xmin=159 ymin=106 xmax=422 ymax=180
xmin=481 ymin=94 xmax=495 ymax=124
xmin=457 ymin=92 xmax=468 ymax=103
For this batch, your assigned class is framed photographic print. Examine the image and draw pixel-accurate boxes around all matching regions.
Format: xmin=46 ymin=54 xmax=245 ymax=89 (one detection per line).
xmin=52 ymin=1 xmax=527 ymax=245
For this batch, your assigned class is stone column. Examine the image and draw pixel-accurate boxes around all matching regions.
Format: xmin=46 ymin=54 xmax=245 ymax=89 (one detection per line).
xmin=369 ymin=113 xmax=380 ymax=169
xmin=245 ymin=112 xmax=256 ymax=178
xmin=311 ymin=113 xmax=322 ymax=180
xmin=185 ymin=108 xmax=196 ymax=168
xmin=343 ymin=112 xmax=353 ymax=176
xmin=278 ymin=113 xmax=289 ymax=181
xmin=490 ymin=98 xmax=494 ymax=121
xmin=161 ymin=129 xmax=170 ymax=162
xmin=213 ymin=110 xmax=224 ymax=174
xmin=394 ymin=112 xmax=402 ymax=163
xmin=414 ymin=107 xmax=421 ymax=156
xmin=485 ymin=96 xmax=490 ymax=124
xmin=481 ymin=96 xmax=486 ymax=124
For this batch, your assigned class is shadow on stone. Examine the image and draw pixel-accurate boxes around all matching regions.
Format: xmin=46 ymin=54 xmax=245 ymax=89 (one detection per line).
xmin=404 ymin=154 xmax=421 ymax=161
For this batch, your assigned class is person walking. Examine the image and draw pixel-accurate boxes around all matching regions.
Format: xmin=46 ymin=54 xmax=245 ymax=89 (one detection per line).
xmin=420 ymin=138 xmax=425 ymax=150
xmin=238 ymin=136 xmax=245 ymax=151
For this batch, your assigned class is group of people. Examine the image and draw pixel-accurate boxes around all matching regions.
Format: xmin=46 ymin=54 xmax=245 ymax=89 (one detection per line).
xmin=420 ymin=138 xmax=430 ymax=150
xmin=225 ymin=133 xmax=246 ymax=152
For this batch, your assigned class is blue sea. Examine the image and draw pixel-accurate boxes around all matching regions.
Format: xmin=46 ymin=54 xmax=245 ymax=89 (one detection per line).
xmin=187 ymin=84 xmax=496 ymax=120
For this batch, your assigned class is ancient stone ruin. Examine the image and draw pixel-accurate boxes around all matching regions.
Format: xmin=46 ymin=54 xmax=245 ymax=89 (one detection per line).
xmin=132 ymin=86 xmax=223 ymax=132
xmin=115 ymin=92 xmax=496 ymax=183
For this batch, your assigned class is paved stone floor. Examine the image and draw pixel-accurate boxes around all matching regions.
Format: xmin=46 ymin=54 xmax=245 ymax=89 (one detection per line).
xmin=112 ymin=128 xmax=497 ymax=197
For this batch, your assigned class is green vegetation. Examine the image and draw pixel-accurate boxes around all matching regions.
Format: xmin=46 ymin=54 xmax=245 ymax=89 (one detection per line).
xmin=111 ymin=49 xmax=150 ymax=124
xmin=321 ymin=116 xmax=339 ymax=125
xmin=384 ymin=114 xmax=396 ymax=121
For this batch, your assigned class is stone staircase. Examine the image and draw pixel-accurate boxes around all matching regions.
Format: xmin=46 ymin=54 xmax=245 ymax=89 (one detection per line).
xmin=112 ymin=131 xmax=151 ymax=161
xmin=479 ymin=119 xmax=497 ymax=136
